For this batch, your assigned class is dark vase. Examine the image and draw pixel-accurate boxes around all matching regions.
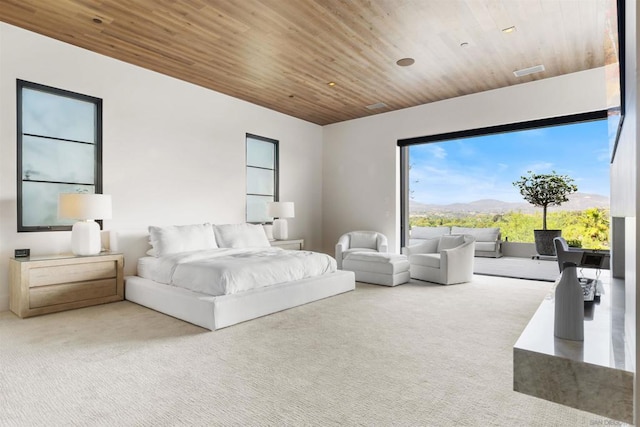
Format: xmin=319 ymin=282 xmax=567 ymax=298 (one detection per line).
xmin=554 ymin=262 xmax=584 ymax=341
xmin=534 ymin=229 xmax=562 ymax=256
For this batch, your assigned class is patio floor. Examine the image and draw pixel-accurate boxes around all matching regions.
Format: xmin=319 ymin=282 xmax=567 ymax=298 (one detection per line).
xmin=474 ymin=256 xmax=561 ymax=282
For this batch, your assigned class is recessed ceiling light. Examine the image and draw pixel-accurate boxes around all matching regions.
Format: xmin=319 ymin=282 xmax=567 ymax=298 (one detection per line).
xmin=327 ymin=81 xmax=336 ymax=87
xmin=396 ymin=58 xmax=415 ymax=67
xmin=513 ymin=64 xmax=545 ymax=77
xmin=502 ymin=26 xmax=516 ymax=33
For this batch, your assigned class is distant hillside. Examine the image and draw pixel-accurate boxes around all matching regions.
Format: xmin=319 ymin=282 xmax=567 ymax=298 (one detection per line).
xmin=410 ymin=192 xmax=609 ymax=215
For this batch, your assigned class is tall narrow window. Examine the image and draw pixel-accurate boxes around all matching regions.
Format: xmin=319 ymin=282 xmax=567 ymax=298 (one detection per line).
xmin=17 ymin=80 xmax=102 ymax=232
xmin=246 ymin=134 xmax=278 ymax=223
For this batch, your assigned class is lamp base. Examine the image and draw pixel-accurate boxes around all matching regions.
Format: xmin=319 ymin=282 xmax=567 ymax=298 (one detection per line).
xmin=71 ymin=220 xmax=102 ymax=256
xmin=272 ymin=218 xmax=289 ymax=240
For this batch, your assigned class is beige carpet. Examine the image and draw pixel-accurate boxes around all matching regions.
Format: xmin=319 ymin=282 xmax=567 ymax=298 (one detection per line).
xmin=0 ymin=275 xmax=621 ymax=426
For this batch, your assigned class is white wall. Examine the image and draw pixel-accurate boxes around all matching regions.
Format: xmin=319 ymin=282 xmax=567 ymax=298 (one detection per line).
xmin=322 ymin=68 xmax=608 ymax=254
xmin=611 ymin=0 xmax=639 ymax=421
xmin=0 ymin=23 xmax=324 ymax=311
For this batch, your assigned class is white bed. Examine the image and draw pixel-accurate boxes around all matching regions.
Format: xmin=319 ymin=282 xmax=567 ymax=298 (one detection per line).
xmin=109 ymin=225 xmax=355 ymax=331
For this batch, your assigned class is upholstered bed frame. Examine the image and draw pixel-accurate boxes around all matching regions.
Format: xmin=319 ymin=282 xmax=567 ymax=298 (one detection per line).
xmin=108 ymin=230 xmax=355 ymax=331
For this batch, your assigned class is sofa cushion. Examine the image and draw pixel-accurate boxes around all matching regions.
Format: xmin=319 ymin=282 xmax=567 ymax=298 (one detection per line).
xmin=350 ymin=232 xmax=378 ymax=249
xmin=438 ymin=235 xmax=465 ymax=252
xmin=451 ymin=226 xmax=500 ymax=242
xmin=408 ymin=253 xmax=441 ymax=268
xmin=476 ymin=241 xmax=498 ymax=252
xmin=411 ymin=226 xmax=450 ymax=239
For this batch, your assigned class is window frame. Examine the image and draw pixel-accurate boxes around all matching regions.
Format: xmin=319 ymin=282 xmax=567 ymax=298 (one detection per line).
xmin=17 ymin=79 xmax=103 ymax=232
xmin=398 ymin=110 xmax=608 ymax=248
xmin=245 ymin=133 xmax=279 ymax=224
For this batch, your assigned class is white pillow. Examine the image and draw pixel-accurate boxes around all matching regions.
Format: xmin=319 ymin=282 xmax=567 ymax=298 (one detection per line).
xmin=214 ymin=223 xmax=270 ymax=248
xmin=438 ymin=235 xmax=465 ymax=252
xmin=349 ymin=232 xmax=378 ymax=250
xmin=148 ymin=223 xmax=217 ymax=257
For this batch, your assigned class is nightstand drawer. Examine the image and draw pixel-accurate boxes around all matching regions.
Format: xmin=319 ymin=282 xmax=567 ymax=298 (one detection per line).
xmin=29 ymin=261 xmax=117 ymax=287
xmin=30 ymin=279 xmax=117 ymax=308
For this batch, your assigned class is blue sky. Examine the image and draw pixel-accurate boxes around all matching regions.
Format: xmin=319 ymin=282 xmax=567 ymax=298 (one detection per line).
xmin=409 ymin=119 xmax=610 ymax=205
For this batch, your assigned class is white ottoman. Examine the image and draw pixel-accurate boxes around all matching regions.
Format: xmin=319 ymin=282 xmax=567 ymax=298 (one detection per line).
xmin=342 ymin=252 xmax=410 ymax=286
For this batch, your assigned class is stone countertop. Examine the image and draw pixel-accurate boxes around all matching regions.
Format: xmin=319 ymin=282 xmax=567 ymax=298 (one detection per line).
xmin=513 ymin=274 xmax=632 ymax=424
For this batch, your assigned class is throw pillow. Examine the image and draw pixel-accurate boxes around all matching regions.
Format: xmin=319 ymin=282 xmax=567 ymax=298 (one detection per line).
xmin=214 ymin=223 xmax=271 ymax=248
xmin=438 ymin=235 xmax=465 ymax=252
xmin=148 ymin=223 xmax=217 ymax=257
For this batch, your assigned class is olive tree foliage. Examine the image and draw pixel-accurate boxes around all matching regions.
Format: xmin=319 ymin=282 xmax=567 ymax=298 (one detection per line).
xmin=512 ymin=171 xmax=578 ymax=230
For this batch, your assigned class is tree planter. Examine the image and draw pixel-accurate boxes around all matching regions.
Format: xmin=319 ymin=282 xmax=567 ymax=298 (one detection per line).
xmin=534 ymin=229 xmax=562 ymax=256
xmin=513 ymin=171 xmax=577 ymax=257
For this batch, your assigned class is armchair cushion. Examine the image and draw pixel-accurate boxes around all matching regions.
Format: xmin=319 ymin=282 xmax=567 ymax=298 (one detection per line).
xmin=350 ymin=231 xmax=378 ymax=250
xmin=408 ymin=253 xmax=441 ymax=269
xmin=343 ymin=248 xmax=377 ymax=258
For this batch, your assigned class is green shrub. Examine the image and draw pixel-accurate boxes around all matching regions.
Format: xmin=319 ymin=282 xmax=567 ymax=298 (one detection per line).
xmin=409 ymin=208 xmax=609 ymax=249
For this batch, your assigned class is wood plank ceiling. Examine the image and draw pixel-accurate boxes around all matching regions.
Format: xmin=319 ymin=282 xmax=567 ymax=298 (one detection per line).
xmin=0 ymin=0 xmax=611 ymax=125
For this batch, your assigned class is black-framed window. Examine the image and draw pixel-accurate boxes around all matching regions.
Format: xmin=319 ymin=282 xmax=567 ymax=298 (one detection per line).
xmin=17 ymin=80 xmax=103 ymax=232
xmin=246 ymin=134 xmax=279 ymax=223
xmin=398 ymin=110 xmax=608 ymax=248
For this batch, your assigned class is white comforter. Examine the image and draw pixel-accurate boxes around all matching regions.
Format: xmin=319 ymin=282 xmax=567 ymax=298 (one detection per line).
xmin=149 ymin=247 xmax=337 ymax=296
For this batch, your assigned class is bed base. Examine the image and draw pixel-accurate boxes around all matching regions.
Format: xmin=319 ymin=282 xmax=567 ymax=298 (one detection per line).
xmin=125 ymin=270 xmax=355 ymax=330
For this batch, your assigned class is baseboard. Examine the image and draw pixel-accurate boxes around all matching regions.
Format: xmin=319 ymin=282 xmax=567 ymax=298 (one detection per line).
xmin=0 ymin=293 xmax=9 ymax=312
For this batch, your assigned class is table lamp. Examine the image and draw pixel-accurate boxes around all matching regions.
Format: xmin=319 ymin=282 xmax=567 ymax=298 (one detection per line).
xmin=267 ymin=201 xmax=295 ymax=240
xmin=58 ymin=193 xmax=112 ymax=256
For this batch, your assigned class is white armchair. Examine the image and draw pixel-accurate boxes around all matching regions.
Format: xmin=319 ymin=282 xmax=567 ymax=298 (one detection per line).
xmin=335 ymin=230 xmax=388 ymax=269
xmin=402 ymin=235 xmax=475 ymax=285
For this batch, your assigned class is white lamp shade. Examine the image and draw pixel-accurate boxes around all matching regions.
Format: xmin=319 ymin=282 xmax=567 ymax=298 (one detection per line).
xmin=59 ymin=193 xmax=112 ymax=220
xmin=267 ymin=201 xmax=295 ymax=219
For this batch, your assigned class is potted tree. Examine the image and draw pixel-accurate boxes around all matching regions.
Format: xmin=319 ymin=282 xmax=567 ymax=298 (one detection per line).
xmin=513 ymin=171 xmax=578 ymax=256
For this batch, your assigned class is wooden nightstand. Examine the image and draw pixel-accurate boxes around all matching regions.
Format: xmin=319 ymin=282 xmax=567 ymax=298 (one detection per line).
xmin=9 ymin=253 xmax=124 ymax=318
xmin=270 ymin=239 xmax=304 ymax=250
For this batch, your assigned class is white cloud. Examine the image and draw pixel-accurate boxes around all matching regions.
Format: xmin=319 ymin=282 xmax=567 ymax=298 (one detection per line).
xmin=429 ymin=145 xmax=447 ymax=159
xmin=522 ymin=162 xmax=554 ymax=174
xmin=595 ymin=148 xmax=610 ymax=162
xmin=409 ymin=165 xmax=522 ymax=204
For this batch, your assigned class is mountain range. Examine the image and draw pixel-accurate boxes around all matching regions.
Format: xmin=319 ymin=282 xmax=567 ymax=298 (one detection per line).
xmin=410 ymin=192 xmax=609 ymax=215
